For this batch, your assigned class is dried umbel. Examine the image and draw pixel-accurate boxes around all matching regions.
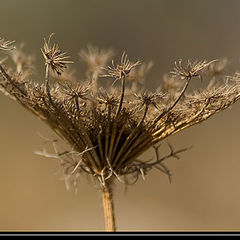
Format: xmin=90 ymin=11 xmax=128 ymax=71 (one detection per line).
xmin=0 ymin=34 xmax=240 ymax=231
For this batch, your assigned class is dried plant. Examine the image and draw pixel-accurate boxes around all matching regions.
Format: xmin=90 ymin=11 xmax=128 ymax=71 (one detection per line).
xmin=0 ymin=34 xmax=240 ymax=231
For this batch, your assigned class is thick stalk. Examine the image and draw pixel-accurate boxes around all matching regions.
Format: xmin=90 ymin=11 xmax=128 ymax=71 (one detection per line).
xmin=101 ymin=181 xmax=116 ymax=232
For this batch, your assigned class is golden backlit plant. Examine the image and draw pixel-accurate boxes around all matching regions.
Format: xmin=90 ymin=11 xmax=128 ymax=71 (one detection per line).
xmin=0 ymin=34 xmax=240 ymax=231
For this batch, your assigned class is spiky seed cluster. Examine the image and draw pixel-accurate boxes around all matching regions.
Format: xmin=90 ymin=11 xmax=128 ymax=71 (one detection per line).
xmin=135 ymin=91 xmax=165 ymax=111
xmin=128 ymin=61 xmax=153 ymax=84
xmin=41 ymin=33 xmax=73 ymax=76
xmin=79 ymin=46 xmax=114 ymax=96
xmin=10 ymin=43 xmax=35 ymax=74
xmin=163 ymin=73 xmax=183 ymax=91
xmin=79 ymin=45 xmax=114 ymax=73
xmin=0 ymin=35 xmax=240 ymax=189
xmin=171 ymin=59 xmax=217 ymax=79
xmin=204 ymin=57 xmax=229 ymax=77
xmin=103 ymin=52 xmax=141 ymax=80
xmin=61 ymin=83 xmax=89 ymax=100
xmin=97 ymin=89 xmax=119 ymax=107
xmin=60 ymin=83 xmax=89 ymax=110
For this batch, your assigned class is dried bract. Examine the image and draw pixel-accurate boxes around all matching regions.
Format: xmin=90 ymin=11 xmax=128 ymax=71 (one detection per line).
xmin=0 ymin=37 xmax=15 ymax=51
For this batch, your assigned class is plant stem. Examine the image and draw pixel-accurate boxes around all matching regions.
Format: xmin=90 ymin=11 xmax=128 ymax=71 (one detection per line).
xmin=116 ymin=75 xmax=125 ymax=116
xmin=45 ymin=64 xmax=54 ymax=106
xmin=92 ymin=69 xmax=100 ymax=96
xmin=153 ymin=76 xmax=191 ymax=125
xmin=0 ymin=64 xmax=26 ymax=96
xmin=101 ymin=181 xmax=116 ymax=232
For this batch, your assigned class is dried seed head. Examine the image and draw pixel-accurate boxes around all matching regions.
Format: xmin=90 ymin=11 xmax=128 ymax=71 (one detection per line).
xmin=204 ymin=57 xmax=229 ymax=77
xmin=171 ymin=59 xmax=217 ymax=79
xmin=10 ymin=43 xmax=35 ymax=74
xmin=61 ymin=83 xmax=89 ymax=101
xmin=41 ymin=33 xmax=73 ymax=76
xmin=162 ymin=74 xmax=185 ymax=101
xmin=0 ymin=36 xmax=240 ymax=189
xmin=97 ymin=88 xmax=119 ymax=107
xmin=135 ymin=90 xmax=165 ymax=111
xmin=0 ymin=37 xmax=15 ymax=51
xmin=128 ymin=61 xmax=154 ymax=84
xmin=102 ymin=52 xmax=141 ymax=80
xmin=163 ymin=73 xmax=183 ymax=91
xmin=79 ymin=45 xmax=114 ymax=73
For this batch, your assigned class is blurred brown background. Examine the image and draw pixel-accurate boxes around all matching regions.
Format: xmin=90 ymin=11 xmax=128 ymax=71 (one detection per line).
xmin=0 ymin=0 xmax=240 ymax=231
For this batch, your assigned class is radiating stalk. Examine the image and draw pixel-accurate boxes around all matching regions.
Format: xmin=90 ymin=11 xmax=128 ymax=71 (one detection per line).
xmin=153 ymin=76 xmax=191 ymax=125
xmin=116 ymin=75 xmax=125 ymax=116
xmin=45 ymin=64 xmax=54 ymax=106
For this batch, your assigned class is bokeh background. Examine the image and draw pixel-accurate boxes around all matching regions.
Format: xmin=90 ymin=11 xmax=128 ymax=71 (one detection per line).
xmin=0 ymin=0 xmax=240 ymax=231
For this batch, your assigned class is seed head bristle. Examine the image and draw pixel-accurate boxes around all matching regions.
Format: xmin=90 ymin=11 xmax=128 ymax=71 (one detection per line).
xmin=41 ymin=33 xmax=73 ymax=76
xmin=97 ymin=88 xmax=119 ymax=107
xmin=80 ymin=45 xmax=114 ymax=73
xmin=135 ymin=90 xmax=165 ymax=111
xmin=102 ymin=52 xmax=141 ymax=80
xmin=170 ymin=59 xmax=218 ymax=79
